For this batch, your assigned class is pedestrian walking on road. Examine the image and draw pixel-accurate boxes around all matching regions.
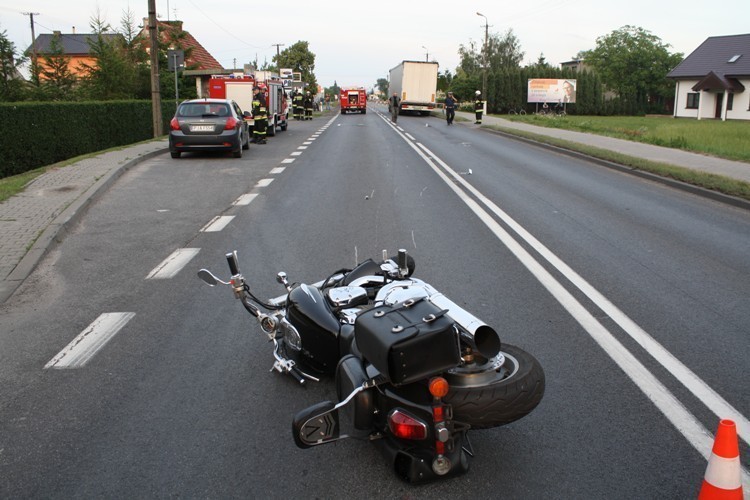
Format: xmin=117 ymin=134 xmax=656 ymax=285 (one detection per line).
xmin=445 ymin=92 xmax=458 ymax=125
xmin=389 ymin=92 xmax=401 ymax=123
xmin=474 ymin=90 xmax=483 ymax=124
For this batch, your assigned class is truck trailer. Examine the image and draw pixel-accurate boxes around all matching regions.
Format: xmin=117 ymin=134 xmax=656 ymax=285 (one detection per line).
xmin=388 ymin=61 xmax=439 ymax=116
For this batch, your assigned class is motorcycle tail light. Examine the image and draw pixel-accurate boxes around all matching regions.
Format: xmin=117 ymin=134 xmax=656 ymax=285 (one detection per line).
xmin=388 ymin=409 xmax=427 ymax=440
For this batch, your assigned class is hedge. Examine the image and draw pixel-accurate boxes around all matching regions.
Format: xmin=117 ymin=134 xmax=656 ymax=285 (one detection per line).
xmin=0 ymin=100 xmax=176 ymax=178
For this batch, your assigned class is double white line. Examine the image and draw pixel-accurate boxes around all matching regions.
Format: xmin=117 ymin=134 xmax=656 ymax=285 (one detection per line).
xmin=380 ymin=113 xmax=750 ymax=487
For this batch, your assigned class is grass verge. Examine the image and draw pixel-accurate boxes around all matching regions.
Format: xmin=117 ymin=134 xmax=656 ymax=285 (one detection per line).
xmin=501 ymin=114 xmax=750 ymax=162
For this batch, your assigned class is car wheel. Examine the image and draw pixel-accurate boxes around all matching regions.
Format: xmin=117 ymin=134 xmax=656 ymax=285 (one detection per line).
xmin=242 ymin=128 xmax=250 ymax=150
xmin=267 ymin=117 xmax=277 ymax=137
xmin=170 ymin=151 xmax=181 ymax=158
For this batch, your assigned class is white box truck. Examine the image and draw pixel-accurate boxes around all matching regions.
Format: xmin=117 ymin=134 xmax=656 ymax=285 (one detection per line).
xmin=388 ymin=61 xmax=439 ymax=116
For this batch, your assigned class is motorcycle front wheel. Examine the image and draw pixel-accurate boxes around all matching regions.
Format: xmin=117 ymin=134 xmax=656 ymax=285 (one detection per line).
xmin=443 ymin=343 xmax=545 ymax=429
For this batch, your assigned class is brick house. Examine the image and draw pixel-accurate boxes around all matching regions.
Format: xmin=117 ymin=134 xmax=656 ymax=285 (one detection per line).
xmin=667 ymin=33 xmax=750 ymax=121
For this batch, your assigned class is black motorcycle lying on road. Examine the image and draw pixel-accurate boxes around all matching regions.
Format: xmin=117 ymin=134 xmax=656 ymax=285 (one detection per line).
xmin=199 ymin=249 xmax=545 ymax=482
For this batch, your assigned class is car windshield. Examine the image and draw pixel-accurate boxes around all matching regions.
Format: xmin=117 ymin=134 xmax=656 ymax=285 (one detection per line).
xmin=178 ymin=103 xmax=231 ymax=117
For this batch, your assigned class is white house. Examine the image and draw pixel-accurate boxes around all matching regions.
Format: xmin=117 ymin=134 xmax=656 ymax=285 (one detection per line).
xmin=668 ymin=33 xmax=750 ymax=121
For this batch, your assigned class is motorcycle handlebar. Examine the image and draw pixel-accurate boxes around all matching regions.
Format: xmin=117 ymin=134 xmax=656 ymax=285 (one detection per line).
xmin=226 ymin=251 xmax=240 ymax=276
xmin=289 ymin=366 xmax=307 ymax=385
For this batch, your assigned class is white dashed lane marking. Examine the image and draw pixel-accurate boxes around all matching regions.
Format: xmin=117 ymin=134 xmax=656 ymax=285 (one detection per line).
xmin=45 ymin=312 xmax=136 ymax=369
xmin=146 ymin=248 xmax=201 ymax=278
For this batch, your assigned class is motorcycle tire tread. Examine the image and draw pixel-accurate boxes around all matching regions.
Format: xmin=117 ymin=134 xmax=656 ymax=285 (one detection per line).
xmin=444 ymin=344 xmax=545 ymax=429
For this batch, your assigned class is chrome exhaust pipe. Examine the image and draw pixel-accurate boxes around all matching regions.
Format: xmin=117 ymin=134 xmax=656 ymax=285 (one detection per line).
xmin=428 ymin=292 xmax=501 ymax=358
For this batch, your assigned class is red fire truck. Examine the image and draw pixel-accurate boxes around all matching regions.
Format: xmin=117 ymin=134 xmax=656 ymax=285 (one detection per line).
xmin=208 ymin=74 xmax=289 ymax=135
xmin=340 ymin=87 xmax=367 ymax=114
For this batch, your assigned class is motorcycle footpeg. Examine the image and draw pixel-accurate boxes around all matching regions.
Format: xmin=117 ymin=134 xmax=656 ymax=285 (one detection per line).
xmin=292 ymin=401 xmax=339 ymax=448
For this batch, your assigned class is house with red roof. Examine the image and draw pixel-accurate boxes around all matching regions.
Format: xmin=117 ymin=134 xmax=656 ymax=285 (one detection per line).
xmin=667 ymin=34 xmax=750 ymax=121
xmin=137 ymin=19 xmax=223 ymax=72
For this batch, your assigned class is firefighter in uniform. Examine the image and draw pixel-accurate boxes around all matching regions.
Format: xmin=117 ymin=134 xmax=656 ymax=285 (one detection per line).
xmin=293 ymin=90 xmax=304 ymax=120
xmin=303 ymin=91 xmax=313 ymax=120
xmin=474 ymin=90 xmax=484 ymax=124
xmin=252 ymin=87 xmax=268 ymax=144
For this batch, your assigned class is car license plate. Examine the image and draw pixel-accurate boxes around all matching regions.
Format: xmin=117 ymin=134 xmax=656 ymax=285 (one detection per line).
xmin=190 ymin=125 xmax=214 ymax=132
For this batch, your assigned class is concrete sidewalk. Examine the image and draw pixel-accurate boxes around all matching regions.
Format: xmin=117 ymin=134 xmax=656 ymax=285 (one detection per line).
xmin=0 ymin=139 xmax=168 ymax=304
xmin=454 ymin=110 xmax=750 ymax=184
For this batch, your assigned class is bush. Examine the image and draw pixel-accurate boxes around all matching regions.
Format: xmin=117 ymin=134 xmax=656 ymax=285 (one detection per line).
xmin=0 ymin=100 xmax=175 ymax=178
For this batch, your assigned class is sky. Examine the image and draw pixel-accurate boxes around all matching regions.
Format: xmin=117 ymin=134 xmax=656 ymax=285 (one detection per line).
xmin=1 ymin=0 xmax=748 ymax=90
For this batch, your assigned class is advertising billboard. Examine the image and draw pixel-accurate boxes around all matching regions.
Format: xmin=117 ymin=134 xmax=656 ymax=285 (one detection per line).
xmin=527 ymin=79 xmax=577 ymax=103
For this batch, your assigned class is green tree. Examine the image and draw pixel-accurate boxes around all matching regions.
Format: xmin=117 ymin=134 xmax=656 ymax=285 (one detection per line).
xmin=487 ymin=29 xmax=524 ymax=70
xmin=325 ymin=80 xmax=340 ymax=97
xmin=77 ymin=13 xmax=134 ymax=99
xmin=582 ymin=25 xmax=683 ymax=110
xmin=274 ymin=41 xmax=317 ymax=95
xmin=0 ymin=28 xmax=27 ymax=101
xmin=436 ymin=70 xmax=453 ymax=93
xmin=39 ymin=33 xmax=78 ymax=100
xmin=375 ymin=78 xmax=388 ymax=97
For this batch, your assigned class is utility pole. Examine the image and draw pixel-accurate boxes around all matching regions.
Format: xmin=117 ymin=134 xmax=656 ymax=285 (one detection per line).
xmin=476 ymin=12 xmax=489 ymax=109
xmin=271 ymin=43 xmax=284 ymax=68
xmin=23 ymin=12 xmax=40 ymax=83
xmin=148 ymin=0 xmax=163 ymax=137
xmin=422 ymin=46 xmax=429 ymax=62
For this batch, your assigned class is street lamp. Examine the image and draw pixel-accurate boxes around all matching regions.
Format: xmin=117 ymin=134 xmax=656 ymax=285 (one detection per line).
xmin=422 ymin=46 xmax=429 ymax=62
xmin=476 ymin=12 xmax=488 ymax=105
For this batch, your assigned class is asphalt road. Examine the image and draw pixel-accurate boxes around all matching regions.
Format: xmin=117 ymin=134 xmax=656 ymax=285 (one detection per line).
xmin=1 ymin=105 xmax=748 ymax=498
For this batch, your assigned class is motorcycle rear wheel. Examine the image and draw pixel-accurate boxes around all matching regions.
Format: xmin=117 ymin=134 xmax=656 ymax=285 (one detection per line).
xmin=443 ymin=343 xmax=545 ymax=429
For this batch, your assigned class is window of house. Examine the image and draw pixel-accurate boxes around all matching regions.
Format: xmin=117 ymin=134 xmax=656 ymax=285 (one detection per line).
xmin=686 ymin=93 xmax=700 ymax=109
xmin=727 ymin=93 xmax=733 ymax=111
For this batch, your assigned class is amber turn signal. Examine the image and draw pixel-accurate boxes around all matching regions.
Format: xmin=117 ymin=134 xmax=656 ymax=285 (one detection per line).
xmin=429 ymin=377 xmax=449 ymax=398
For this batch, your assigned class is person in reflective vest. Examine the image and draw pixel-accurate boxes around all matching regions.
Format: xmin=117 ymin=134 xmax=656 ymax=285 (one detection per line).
xmin=293 ymin=90 xmax=304 ymax=120
xmin=303 ymin=91 xmax=313 ymax=120
xmin=474 ymin=90 xmax=483 ymax=124
xmin=252 ymin=87 xmax=268 ymax=144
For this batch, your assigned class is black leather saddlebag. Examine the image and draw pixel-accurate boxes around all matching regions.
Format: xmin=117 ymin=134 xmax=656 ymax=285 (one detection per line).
xmin=354 ymin=298 xmax=460 ymax=385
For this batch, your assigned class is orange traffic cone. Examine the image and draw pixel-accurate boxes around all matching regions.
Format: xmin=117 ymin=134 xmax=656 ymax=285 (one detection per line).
xmin=698 ymin=419 xmax=743 ymax=499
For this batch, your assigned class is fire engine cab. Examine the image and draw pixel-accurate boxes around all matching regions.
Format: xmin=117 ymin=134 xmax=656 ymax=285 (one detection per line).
xmin=208 ymin=74 xmax=289 ymax=136
xmin=340 ymin=87 xmax=367 ymax=114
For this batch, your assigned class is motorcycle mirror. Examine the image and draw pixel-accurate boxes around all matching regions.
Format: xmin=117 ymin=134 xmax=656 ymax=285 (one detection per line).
xmin=197 ymin=269 xmax=220 ymax=286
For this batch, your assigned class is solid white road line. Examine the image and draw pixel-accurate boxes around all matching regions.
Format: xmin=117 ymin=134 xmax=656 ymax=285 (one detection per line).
xmin=45 ymin=312 xmax=135 ymax=369
xmin=146 ymin=248 xmax=201 ymax=279
xmin=377 ymin=112 xmax=750 ymax=488
xmin=200 ymin=216 xmax=235 ymax=233
xmin=417 ymin=141 xmax=750 ymax=447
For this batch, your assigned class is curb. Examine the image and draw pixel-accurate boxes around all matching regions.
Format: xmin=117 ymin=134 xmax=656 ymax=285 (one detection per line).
xmin=0 ymin=145 xmax=169 ymax=304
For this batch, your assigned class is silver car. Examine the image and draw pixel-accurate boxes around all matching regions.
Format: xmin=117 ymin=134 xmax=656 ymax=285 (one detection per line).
xmin=169 ymin=98 xmax=251 ymax=158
